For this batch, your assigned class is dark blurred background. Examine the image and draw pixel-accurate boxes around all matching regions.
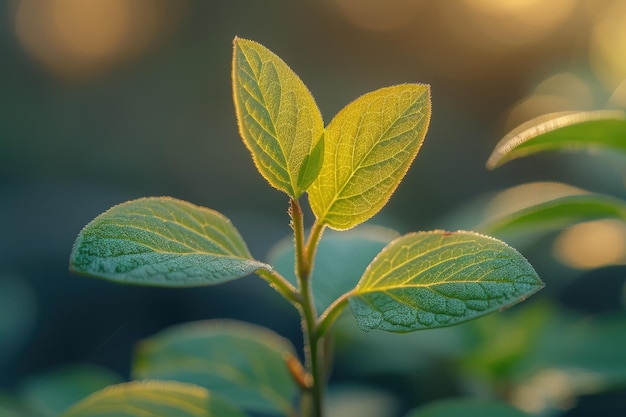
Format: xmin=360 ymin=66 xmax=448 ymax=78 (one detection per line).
xmin=1 ymin=0 xmax=626 ymax=416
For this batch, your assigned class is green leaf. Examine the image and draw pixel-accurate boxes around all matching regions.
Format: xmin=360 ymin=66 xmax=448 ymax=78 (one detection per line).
xmin=232 ymin=36 xmax=324 ymax=198
xmin=60 ymin=380 xmax=248 ymax=417
xmin=0 ymin=392 xmax=26 ymax=417
xmin=478 ymin=182 xmax=626 ymax=238
xmin=486 ymin=110 xmax=626 ymax=169
xmin=268 ymin=226 xmax=399 ymax=312
xmin=309 ymin=84 xmax=431 ymax=230
xmin=132 ymin=319 xmax=298 ymax=415
xmin=20 ymin=365 xmax=123 ymax=417
xmin=349 ymin=231 xmax=543 ymax=333
xmin=404 ymin=398 xmax=529 ymax=417
xmin=70 ymin=197 xmax=270 ymax=287
xmin=513 ymin=311 xmax=626 ymax=403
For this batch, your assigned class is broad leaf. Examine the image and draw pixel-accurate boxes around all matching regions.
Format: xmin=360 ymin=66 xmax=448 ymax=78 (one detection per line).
xmin=487 ymin=110 xmax=626 ymax=169
xmin=60 ymin=380 xmax=248 ymax=417
xmin=268 ymin=226 xmax=398 ymax=312
xmin=349 ymin=231 xmax=543 ymax=332
xmin=21 ymin=365 xmax=123 ymax=417
xmin=232 ymin=37 xmax=324 ymax=198
xmin=309 ymin=84 xmax=431 ymax=230
xmin=133 ymin=320 xmax=298 ymax=415
xmin=477 ymin=182 xmax=626 ymax=237
xmin=405 ymin=398 xmax=529 ymax=417
xmin=70 ymin=197 xmax=270 ymax=287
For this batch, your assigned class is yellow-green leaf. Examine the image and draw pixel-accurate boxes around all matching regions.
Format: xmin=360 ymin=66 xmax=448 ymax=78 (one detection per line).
xmin=309 ymin=84 xmax=431 ymax=230
xmin=232 ymin=37 xmax=324 ymax=198
xmin=486 ymin=110 xmax=626 ymax=170
xmin=70 ymin=197 xmax=270 ymax=287
xmin=60 ymin=380 xmax=248 ymax=417
xmin=349 ymin=231 xmax=543 ymax=332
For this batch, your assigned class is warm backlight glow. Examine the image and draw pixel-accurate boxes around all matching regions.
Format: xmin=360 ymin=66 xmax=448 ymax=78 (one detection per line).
xmin=15 ymin=0 xmax=165 ymax=80
xmin=460 ymin=0 xmax=576 ymax=46
xmin=554 ymin=220 xmax=626 ymax=269
xmin=332 ymin=0 xmax=419 ymax=32
xmin=505 ymin=73 xmax=594 ymax=130
xmin=590 ymin=0 xmax=626 ymax=89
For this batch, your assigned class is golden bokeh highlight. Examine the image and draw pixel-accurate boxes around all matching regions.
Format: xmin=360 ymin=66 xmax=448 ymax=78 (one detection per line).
xmin=15 ymin=0 xmax=174 ymax=81
xmin=332 ymin=0 xmax=420 ymax=32
xmin=511 ymin=368 xmax=602 ymax=413
xmin=458 ymin=0 xmax=577 ymax=47
xmin=505 ymin=73 xmax=594 ymax=130
xmin=589 ymin=0 xmax=626 ymax=89
xmin=554 ymin=220 xmax=626 ymax=269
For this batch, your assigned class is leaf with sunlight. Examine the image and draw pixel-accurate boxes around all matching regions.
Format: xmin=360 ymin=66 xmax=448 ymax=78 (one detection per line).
xmin=477 ymin=182 xmax=626 ymax=238
xmin=133 ymin=320 xmax=298 ymax=415
xmin=70 ymin=197 xmax=270 ymax=287
xmin=60 ymin=380 xmax=248 ymax=417
xmin=486 ymin=110 xmax=626 ymax=169
xmin=268 ymin=226 xmax=399 ymax=312
xmin=349 ymin=231 xmax=543 ymax=333
xmin=405 ymin=398 xmax=530 ymax=417
xmin=309 ymin=84 xmax=431 ymax=230
xmin=232 ymin=37 xmax=324 ymax=198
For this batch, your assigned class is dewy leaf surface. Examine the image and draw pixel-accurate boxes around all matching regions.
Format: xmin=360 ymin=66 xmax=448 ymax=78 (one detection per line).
xmin=70 ymin=197 xmax=269 ymax=287
xmin=232 ymin=37 xmax=324 ymax=198
xmin=349 ymin=231 xmax=543 ymax=332
xmin=486 ymin=110 xmax=626 ymax=169
xmin=309 ymin=84 xmax=431 ymax=230
xmin=60 ymin=380 xmax=249 ymax=417
xmin=132 ymin=320 xmax=298 ymax=415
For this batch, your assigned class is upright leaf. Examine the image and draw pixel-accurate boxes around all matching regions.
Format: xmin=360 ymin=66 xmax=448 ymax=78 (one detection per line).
xmin=349 ymin=231 xmax=543 ymax=333
xmin=60 ymin=380 xmax=248 ymax=417
xmin=309 ymin=84 xmax=431 ymax=230
xmin=486 ymin=110 xmax=626 ymax=169
xmin=70 ymin=197 xmax=270 ymax=287
xmin=232 ymin=37 xmax=324 ymax=198
xmin=132 ymin=320 xmax=298 ymax=415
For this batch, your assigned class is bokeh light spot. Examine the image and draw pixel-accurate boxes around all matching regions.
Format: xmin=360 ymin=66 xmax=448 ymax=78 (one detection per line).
xmin=554 ymin=220 xmax=626 ymax=269
xmin=332 ymin=0 xmax=420 ymax=32
xmin=590 ymin=0 xmax=626 ymax=89
xmin=15 ymin=0 xmax=169 ymax=81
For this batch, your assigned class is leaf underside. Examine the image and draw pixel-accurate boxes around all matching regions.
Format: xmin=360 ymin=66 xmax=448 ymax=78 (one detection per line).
xmin=232 ymin=37 xmax=324 ymax=198
xmin=486 ymin=110 xmax=626 ymax=169
xmin=349 ymin=231 xmax=544 ymax=333
xmin=70 ymin=197 xmax=269 ymax=287
xmin=60 ymin=380 xmax=248 ymax=417
xmin=309 ymin=83 xmax=431 ymax=230
xmin=133 ymin=319 xmax=298 ymax=415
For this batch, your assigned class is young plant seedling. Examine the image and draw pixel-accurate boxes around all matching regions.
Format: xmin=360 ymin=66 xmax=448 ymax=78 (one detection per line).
xmin=65 ymin=37 xmax=544 ymax=417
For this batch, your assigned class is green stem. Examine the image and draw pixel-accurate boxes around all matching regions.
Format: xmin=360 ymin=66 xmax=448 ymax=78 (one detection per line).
xmin=256 ymin=268 xmax=301 ymax=306
xmin=316 ymin=292 xmax=351 ymax=339
xmin=304 ymin=219 xmax=326 ymax=277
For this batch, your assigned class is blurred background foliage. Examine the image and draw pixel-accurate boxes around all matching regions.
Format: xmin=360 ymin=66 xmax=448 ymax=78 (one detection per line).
xmin=1 ymin=0 xmax=626 ymax=416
